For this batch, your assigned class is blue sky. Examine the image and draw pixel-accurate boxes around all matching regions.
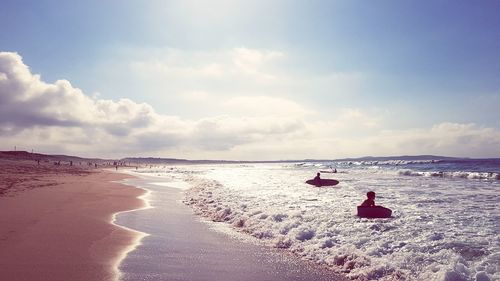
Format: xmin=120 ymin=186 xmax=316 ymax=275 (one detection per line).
xmin=1 ymin=1 xmax=499 ymax=159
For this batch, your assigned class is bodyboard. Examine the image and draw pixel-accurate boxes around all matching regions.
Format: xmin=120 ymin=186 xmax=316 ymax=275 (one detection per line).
xmin=357 ymin=206 xmax=392 ymax=218
xmin=305 ymin=179 xmax=339 ymax=187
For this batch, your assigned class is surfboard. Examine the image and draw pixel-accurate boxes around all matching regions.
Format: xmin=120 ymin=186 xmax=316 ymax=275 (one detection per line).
xmin=305 ymin=179 xmax=339 ymax=187
xmin=357 ymin=206 xmax=392 ymax=218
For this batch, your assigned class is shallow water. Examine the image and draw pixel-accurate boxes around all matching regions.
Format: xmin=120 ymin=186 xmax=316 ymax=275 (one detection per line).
xmin=116 ymin=177 xmax=347 ymax=281
xmin=135 ymin=160 xmax=500 ymax=281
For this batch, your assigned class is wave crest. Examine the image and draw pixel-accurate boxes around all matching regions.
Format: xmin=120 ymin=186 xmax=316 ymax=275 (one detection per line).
xmin=398 ymin=169 xmax=500 ymax=180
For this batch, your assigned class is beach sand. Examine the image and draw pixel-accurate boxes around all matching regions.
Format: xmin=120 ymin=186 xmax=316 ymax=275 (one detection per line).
xmin=0 ymin=159 xmax=146 ymax=281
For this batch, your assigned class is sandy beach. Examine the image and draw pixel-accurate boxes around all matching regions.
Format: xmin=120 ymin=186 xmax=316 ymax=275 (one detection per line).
xmin=0 ymin=159 xmax=146 ymax=281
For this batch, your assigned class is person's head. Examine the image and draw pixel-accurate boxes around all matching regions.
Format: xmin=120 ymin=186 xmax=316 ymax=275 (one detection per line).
xmin=317 ymin=172 xmax=320 ymax=177
xmin=367 ymin=191 xmax=376 ymax=199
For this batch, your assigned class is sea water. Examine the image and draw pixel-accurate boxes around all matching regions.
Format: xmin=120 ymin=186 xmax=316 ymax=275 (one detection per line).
xmin=134 ymin=159 xmax=500 ymax=281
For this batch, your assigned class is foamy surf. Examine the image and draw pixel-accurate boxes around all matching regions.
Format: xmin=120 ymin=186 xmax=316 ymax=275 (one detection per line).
xmin=135 ymin=161 xmax=499 ymax=281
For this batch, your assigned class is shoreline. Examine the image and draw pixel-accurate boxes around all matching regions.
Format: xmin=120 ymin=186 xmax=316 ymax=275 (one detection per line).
xmin=0 ymin=160 xmax=148 ymax=281
xmin=115 ymin=173 xmax=348 ymax=281
xmin=109 ymin=176 xmax=152 ymax=281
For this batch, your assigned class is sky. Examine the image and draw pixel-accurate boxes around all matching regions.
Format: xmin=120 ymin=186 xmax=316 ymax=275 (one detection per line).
xmin=1 ymin=0 xmax=500 ymax=160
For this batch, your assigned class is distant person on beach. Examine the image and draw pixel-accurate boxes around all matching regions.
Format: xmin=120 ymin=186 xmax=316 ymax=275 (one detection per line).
xmin=361 ymin=191 xmax=376 ymax=207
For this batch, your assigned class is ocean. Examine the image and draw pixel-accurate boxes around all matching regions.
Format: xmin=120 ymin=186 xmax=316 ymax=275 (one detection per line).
xmin=128 ymin=159 xmax=499 ymax=281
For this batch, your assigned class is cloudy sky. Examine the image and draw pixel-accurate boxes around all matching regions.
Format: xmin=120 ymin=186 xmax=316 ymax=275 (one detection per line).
xmin=1 ymin=0 xmax=499 ymax=160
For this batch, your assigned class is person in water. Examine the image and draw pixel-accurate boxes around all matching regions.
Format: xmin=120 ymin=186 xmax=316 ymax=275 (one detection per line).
xmin=361 ymin=191 xmax=376 ymax=207
xmin=313 ymin=172 xmax=321 ymax=182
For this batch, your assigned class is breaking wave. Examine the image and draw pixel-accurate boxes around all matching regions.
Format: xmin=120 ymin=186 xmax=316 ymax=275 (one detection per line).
xmin=136 ymin=161 xmax=500 ymax=281
xmin=398 ymin=170 xmax=500 ymax=180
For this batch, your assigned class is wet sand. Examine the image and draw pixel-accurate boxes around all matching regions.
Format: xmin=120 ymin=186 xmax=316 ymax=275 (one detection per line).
xmin=0 ymin=159 xmax=146 ymax=281
xmin=117 ymin=177 xmax=348 ymax=281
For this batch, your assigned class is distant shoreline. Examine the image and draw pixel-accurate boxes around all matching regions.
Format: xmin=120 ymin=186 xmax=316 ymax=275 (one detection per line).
xmin=3 ymin=150 xmax=496 ymax=166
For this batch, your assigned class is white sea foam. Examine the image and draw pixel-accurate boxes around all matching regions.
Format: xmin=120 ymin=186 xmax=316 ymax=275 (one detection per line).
xmin=398 ymin=169 xmax=500 ymax=180
xmin=294 ymin=160 xmax=440 ymax=169
xmin=149 ymin=181 xmax=191 ymax=190
xmin=135 ymin=163 xmax=499 ymax=281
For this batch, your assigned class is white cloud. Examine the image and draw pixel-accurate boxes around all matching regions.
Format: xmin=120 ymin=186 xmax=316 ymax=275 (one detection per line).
xmin=127 ymin=47 xmax=284 ymax=82
xmin=90 ymin=46 xmax=367 ymax=123
xmin=330 ymin=108 xmax=381 ymax=130
xmin=0 ymin=52 xmax=307 ymax=157
xmin=1 ymin=51 xmax=499 ymax=159
xmin=231 ymin=47 xmax=284 ymax=78
xmin=178 ymin=90 xmax=211 ymax=102
xmin=354 ymin=123 xmax=500 ymax=158
xmin=221 ymin=96 xmax=311 ymax=117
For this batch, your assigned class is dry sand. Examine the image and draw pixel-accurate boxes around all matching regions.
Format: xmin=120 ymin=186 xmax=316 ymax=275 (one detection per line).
xmin=0 ymin=159 xmax=146 ymax=281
